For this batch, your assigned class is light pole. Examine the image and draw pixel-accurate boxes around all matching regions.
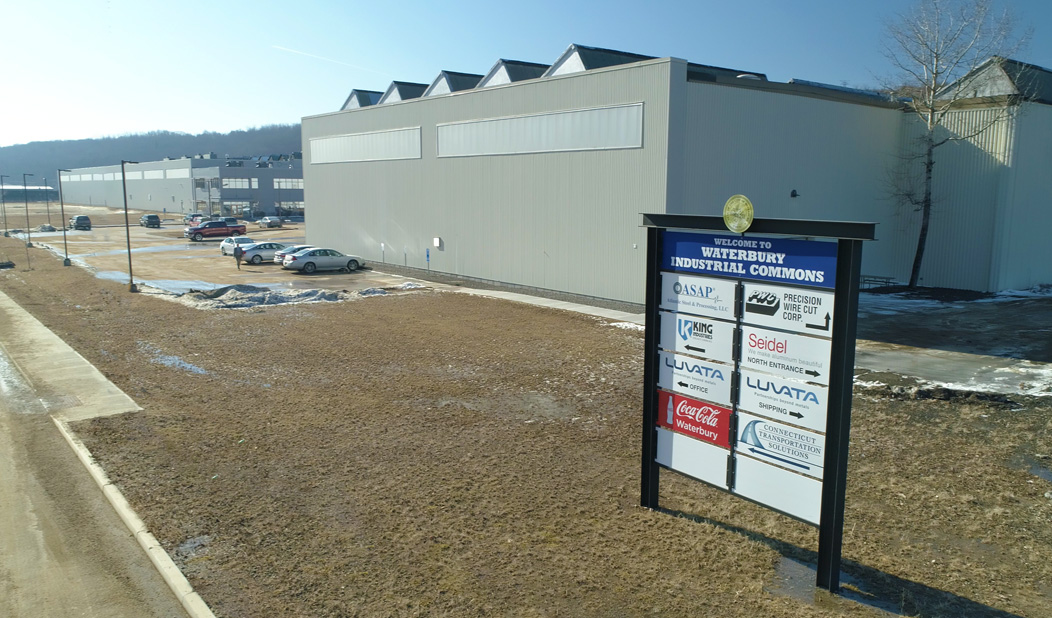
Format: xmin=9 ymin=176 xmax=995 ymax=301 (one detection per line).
xmin=121 ymin=160 xmax=139 ymax=292
xmin=22 ymin=173 xmax=33 ymax=268
xmin=58 ymin=169 xmax=71 ymax=266
xmin=43 ymin=177 xmax=51 ymax=224
xmin=1 ymin=174 xmax=8 ymax=236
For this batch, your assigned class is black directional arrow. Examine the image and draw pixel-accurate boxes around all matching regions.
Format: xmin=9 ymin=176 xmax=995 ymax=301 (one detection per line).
xmin=677 ymin=381 xmax=689 ymax=388
xmin=806 ymin=312 xmax=831 ymax=331
xmin=805 ymin=369 xmax=821 ymax=378
xmin=789 ymin=411 xmax=804 ymax=419
xmin=685 ymin=345 xmax=706 ymax=353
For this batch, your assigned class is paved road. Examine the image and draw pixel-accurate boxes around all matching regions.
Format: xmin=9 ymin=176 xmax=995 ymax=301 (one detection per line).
xmin=0 ymin=302 xmax=186 ymax=617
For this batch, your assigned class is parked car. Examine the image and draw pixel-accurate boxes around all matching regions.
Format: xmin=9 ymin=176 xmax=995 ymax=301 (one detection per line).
xmin=68 ymin=215 xmax=92 ymax=230
xmin=240 ymin=242 xmax=287 ymax=264
xmin=183 ymin=212 xmax=205 ymax=223
xmin=185 ymin=220 xmax=247 ymax=241
xmin=222 ymin=217 xmax=240 ymax=226
xmin=139 ymin=214 xmax=161 ymax=227
xmin=258 ymin=216 xmax=283 ymax=228
xmin=220 ymin=236 xmax=257 ymax=256
xmin=273 ymin=244 xmax=314 ymax=265
xmin=282 ymin=247 xmax=364 ymax=274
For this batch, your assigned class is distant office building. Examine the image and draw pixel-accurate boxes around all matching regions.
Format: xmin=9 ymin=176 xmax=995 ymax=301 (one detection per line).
xmin=59 ymin=153 xmax=303 ymax=218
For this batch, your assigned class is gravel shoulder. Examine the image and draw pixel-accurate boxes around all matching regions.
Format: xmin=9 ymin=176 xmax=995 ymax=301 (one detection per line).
xmin=2 ymin=225 xmax=1052 ymax=618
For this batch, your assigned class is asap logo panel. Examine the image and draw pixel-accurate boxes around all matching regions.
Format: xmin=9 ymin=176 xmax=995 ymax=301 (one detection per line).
xmin=742 ymin=282 xmax=835 ymax=338
xmin=657 ymin=350 xmax=733 ymax=407
xmin=658 ymin=311 xmax=736 ymax=365
xmin=659 ymin=272 xmax=737 ymax=319
xmin=739 ymin=325 xmax=832 ymax=386
xmin=737 ymin=368 xmax=828 ymax=433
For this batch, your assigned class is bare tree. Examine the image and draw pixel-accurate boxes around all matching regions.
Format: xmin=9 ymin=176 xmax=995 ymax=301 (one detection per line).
xmin=882 ymin=0 xmax=1029 ymax=287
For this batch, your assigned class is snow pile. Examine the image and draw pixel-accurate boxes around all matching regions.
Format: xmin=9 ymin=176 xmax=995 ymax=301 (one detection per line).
xmin=174 ymin=285 xmax=349 ymax=309
xmin=358 ymin=288 xmax=387 ymax=297
xmin=609 ymin=321 xmax=645 ymax=331
xmin=398 ymin=282 xmax=426 ymax=290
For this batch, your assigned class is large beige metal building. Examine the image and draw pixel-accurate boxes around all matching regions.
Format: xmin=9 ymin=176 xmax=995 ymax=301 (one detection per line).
xmin=300 ymin=45 xmax=1051 ymax=304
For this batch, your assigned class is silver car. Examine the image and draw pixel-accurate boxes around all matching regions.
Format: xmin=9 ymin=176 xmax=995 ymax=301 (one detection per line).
xmin=273 ymin=244 xmax=314 ymax=265
xmin=240 ymin=242 xmax=288 ymax=265
xmin=220 ymin=236 xmax=256 ymax=255
xmin=282 ymin=248 xmax=364 ymax=274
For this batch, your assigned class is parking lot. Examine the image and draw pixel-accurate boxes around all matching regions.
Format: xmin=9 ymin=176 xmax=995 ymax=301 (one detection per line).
xmin=8 ymin=205 xmax=418 ymax=294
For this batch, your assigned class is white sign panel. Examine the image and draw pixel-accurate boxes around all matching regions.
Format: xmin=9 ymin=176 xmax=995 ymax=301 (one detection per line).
xmin=658 ymin=311 xmax=736 ymax=365
xmin=739 ymin=325 xmax=832 ymax=386
xmin=656 ymin=427 xmax=728 ymax=489
xmin=657 ymin=351 xmax=733 ymax=406
xmin=736 ymin=412 xmax=825 ymax=479
xmin=659 ymin=272 xmax=737 ymax=319
xmin=742 ymin=283 xmax=835 ymax=338
xmin=733 ymin=454 xmax=822 ymax=525
xmin=737 ymin=368 xmax=829 ymax=433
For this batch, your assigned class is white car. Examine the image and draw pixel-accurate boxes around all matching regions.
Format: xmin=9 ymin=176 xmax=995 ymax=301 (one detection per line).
xmin=220 ymin=236 xmax=256 ymax=256
xmin=240 ymin=242 xmax=287 ymax=265
xmin=282 ymin=248 xmax=364 ymax=274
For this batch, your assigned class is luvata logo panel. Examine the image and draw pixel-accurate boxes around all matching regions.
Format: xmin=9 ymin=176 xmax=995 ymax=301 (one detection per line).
xmin=739 ymin=325 xmax=832 ymax=386
xmin=656 ymin=390 xmax=732 ymax=448
xmin=659 ymin=272 xmax=737 ymax=318
xmin=736 ymin=412 xmax=825 ymax=479
xmin=657 ymin=350 xmax=733 ymax=406
xmin=658 ymin=311 xmax=736 ymax=365
xmin=742 ymin=282 xmax=836 ymax=338
xmin=737 ymin=368 xmax=829 ymax=433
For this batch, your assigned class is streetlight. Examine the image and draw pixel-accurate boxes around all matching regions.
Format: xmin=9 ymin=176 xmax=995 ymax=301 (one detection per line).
xmin=121 ymin=160 xmax=139 ymax=292
xmin=43 ymin=177 xmax=52 ymax=224
xmin=58 ymin=169 xmax=71 ymax=266
xmin=0 ymin=173 xmax=8 ymax=236
xmin=22 ymin=173 xmax=33 ymax=269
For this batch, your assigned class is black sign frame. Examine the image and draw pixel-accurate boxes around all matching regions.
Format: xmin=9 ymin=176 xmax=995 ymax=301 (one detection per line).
xmin=640 ymin=213 xmax=875 ymax=593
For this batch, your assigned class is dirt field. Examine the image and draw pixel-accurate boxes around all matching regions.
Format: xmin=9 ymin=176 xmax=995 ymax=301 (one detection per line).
xmin=2 ymin=213 xmax=1052 ymax=617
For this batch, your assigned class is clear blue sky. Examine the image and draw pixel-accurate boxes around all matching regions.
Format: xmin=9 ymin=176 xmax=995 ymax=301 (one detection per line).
xmin=1 ymin=0 xmax=1049 ymax=147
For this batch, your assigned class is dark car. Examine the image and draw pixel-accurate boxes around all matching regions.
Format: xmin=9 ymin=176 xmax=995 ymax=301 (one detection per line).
xmin=68 ymin=215 xmax=92 ymax=230
xmin=139 ymin=214 xmax=161 ymax=228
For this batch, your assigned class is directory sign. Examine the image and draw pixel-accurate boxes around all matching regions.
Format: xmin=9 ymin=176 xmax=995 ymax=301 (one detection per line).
xmin=742 ymin=282 xmax=835 ymax=337
xmin=642 ymin=215 xmax=871 ymax=593
xmin=739 ymin=325 xmax=832 ymax=386
xmin=659 ymin=272 xmax=738 ymax=318
xmin=658 ymin=311 xmax=736 ymax=365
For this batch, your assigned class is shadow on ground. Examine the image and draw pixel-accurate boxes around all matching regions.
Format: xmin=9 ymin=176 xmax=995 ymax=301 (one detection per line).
xmin=659 ymin=507 xmax=1026 ymax=618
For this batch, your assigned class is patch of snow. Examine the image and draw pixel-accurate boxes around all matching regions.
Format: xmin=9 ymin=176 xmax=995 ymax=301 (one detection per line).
xmin=138 ymin=342 xmax=209 ymax=374
xmin=167 ymin=285 xmax=350 ymax=310
xmin=358 ymin=288 xmax=387 ymax=297
xmin=398 ymin=282 xmax=426 ymax=290
xmin=609 ymin=322 xmax=645 ymax=331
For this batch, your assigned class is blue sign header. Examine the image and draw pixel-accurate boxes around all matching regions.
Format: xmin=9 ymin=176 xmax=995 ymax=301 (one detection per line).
xmin=662 ymin=231 xmax=837 ymax=289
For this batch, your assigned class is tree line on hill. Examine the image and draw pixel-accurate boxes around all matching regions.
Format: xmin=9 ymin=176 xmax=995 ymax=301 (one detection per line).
xmin=0 ymin=124 xmax=302 ymax=188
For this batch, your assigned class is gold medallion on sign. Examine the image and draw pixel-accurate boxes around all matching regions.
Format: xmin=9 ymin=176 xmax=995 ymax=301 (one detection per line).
xmin=723 ymin=195 xmax=754 ymax=233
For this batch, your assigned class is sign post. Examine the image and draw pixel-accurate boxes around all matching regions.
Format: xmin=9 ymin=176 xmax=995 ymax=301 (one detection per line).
xmin=640 ymin=212 xmax=873 ymax=593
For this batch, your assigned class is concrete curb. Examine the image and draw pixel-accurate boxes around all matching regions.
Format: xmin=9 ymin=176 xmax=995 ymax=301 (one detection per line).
xmin=52 ymin=417 xmax=217 ymax=618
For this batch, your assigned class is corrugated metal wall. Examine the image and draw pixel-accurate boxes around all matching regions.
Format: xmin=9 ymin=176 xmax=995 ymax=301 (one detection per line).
xmin=888 ymin=107 xmax=1014 ymax=290
xmin=302 ymin=60 xmax=674 ymax=304
xmin=989 ymin=103 xmax=1052 ymax=290
xmin=678 ymin=82 xmax=905 ymax=281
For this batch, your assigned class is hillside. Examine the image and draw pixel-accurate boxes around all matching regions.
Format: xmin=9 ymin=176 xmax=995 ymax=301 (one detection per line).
xmin=0 ymin=125 xmax=301 ymax=187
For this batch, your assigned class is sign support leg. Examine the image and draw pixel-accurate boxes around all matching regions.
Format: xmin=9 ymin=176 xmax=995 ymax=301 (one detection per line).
xmin=640 ymin=226 xmax=662 ymax=508
xmin=815 ymin=239 xmax=863 ymax=592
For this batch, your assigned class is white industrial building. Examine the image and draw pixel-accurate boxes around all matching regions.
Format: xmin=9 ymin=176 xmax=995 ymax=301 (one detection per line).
xmin=301 ymin=44 xmax=1052 ymax=304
